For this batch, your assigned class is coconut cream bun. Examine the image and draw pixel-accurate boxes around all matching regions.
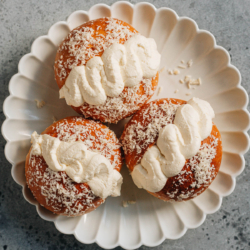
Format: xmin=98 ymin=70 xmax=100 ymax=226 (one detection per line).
xmin=25 ymin=117 xmax=122 ymax=216
xmin=54 ymin=17 xmax=161 ymax=123
xmin=120 ymin=98 xmax=222 ymax=202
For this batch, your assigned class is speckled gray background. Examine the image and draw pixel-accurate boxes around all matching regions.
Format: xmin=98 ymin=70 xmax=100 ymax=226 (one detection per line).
xmin=0 ymin=0 xmax=249 ymax=249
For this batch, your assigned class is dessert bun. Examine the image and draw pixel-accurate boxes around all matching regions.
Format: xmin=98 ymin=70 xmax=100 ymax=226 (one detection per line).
xmin=25 ymin=117 xmax=122 ymax=216
xmin=54 ymin=17 xmax=159 ymax=123
xmin=120 ymin=98 xmax=222 ymax=202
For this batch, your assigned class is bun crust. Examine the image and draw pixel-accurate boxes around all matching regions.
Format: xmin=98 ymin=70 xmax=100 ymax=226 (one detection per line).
xmin=54 ymin=18 xmax=158 ymax=123
xmin=120 ymin=98 xmax=222 ymax=202
xmin=25 ymin=117 xmax=122 ymax=216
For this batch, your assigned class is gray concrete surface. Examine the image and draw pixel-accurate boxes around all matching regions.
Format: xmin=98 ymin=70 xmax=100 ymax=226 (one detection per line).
xmin=0 ymin=0 xmax=250 ymax=249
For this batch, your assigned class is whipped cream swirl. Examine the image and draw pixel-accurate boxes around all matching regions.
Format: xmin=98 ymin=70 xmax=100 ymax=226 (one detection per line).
xmin=131 ymin=98 xmax=215 ymax=193
xmin=30 ymin=132 xmax=122 ymax=199
xmin=59 ymin=34 xmax=161 ymax=106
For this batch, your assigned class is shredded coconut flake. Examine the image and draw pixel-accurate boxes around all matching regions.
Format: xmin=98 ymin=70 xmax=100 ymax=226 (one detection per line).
xmin=122 ymin=200 xmax=136 ymax=207
xmin=122 ymin=201 xmax=128 ymax=207
xmin=35 ymin=99 xmax=46 ymax=109
xmin=187 ymin=59 xmax=193 ymax=67
xmin=168 ymin=69 xmax=173 ymax=75
xmin=157 ymin=86 xmax=162 ymax=96
xmin=159 ymin=67 xmax=165 ymax=73
xmin=178 ymin=65 xmax=186 ymax=69
xmin=128 ymin=200 xmax=136 ymax=205
xmin=52 ymin=116 xmax=57 ymax=123
xmin=173 ymin=69 xmax=180 ymax=75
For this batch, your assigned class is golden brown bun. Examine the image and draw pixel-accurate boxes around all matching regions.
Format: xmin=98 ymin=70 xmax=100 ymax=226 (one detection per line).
xmin=120 ymin=98 xmax=222 ymax=202
xmin=25 ymin=117 xmax=122 ymax=216
xmin=54 ymin=18 xmax=158 ymax=123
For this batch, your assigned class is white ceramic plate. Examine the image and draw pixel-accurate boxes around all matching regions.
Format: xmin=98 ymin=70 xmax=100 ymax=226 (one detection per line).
xmin=2 ymin=1 xmax=250 ymax=249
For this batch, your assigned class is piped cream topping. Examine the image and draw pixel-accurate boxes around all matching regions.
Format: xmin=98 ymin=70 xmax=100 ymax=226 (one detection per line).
xmin=30 ymin=132 xmax=123 ymax=199
xmin=131 ymin=98 xmax=215 ymax=193
xmin=59 ymin=34 xmax=161 ymax=106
